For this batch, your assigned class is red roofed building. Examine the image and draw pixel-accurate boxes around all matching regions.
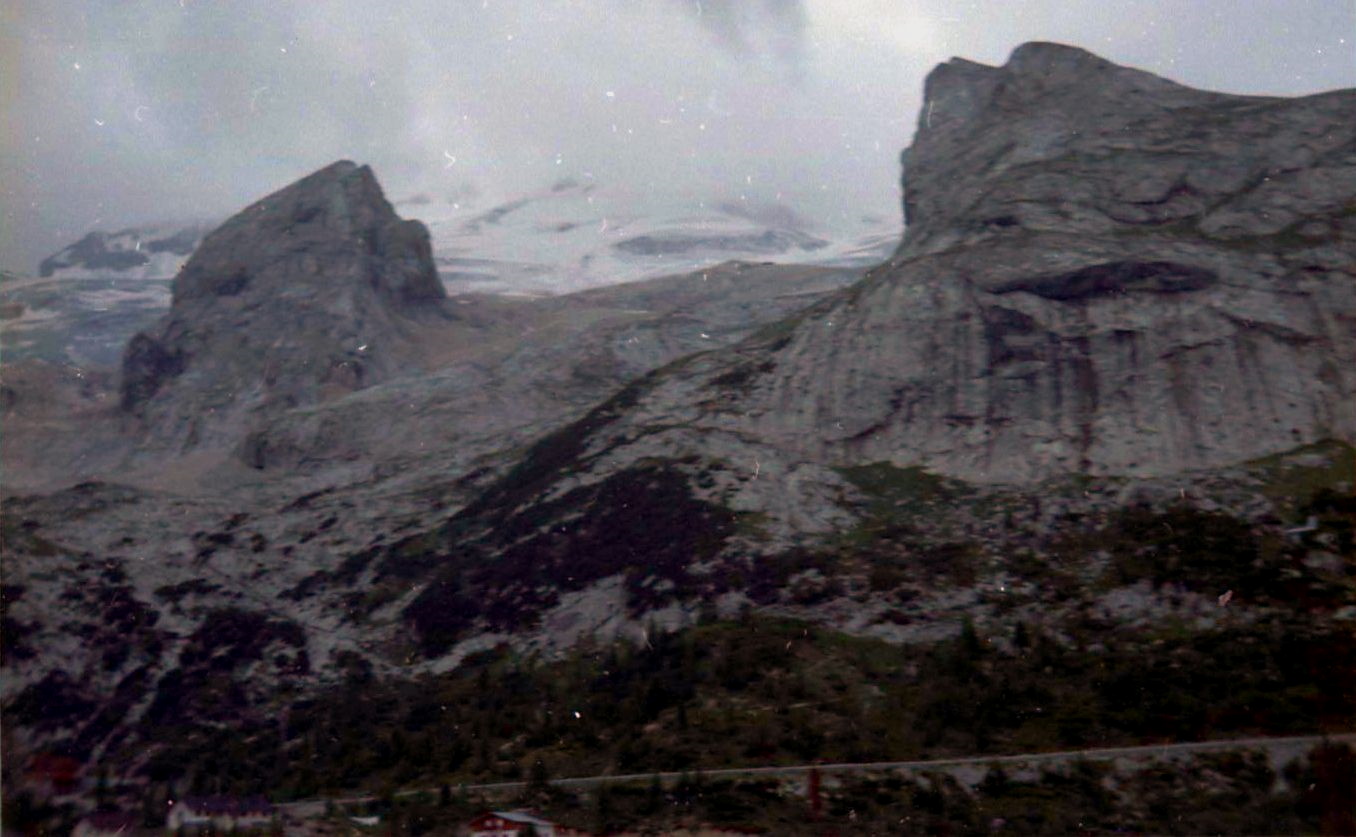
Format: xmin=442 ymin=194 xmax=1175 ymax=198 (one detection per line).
xmin=166 ymin=795 xmax=275 ymax=832
xmin=465 ymin=810 xmax=591 ymax=836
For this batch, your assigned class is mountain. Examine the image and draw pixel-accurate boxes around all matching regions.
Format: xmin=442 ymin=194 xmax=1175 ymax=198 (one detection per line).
xmin=119 ymin=160 xmax=449 ymax=449
xmin=387 ymin=41 xmax=1355 ymax=666
xmin=413 ymin=178 xmax=895 ymax=295
xmin=3 ymin=43 xmax=1354 ymax=832
xmin=5 ymin=180 xmax=895 ymax=374
xmin=483 ymin=40 xmax=1356 ymax=491
xmin=29 ymin=180 xmax=896 ymax=297
xmin=37 ymin=224 xmax=208 ymax=281
xmin=2 ymin=159 xmax=868 ymax=491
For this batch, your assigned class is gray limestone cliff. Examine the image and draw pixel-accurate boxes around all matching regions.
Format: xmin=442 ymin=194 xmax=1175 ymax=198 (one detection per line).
xmin=386 ymin=42 xmax=1356 ymax=658
xmin=7 ymin=46 xmax=1356 ymax=779
xmin=120 ymin=160 xmax=447 ymax=448
xmin=600 ymin=42 xmax=1356 ymax=485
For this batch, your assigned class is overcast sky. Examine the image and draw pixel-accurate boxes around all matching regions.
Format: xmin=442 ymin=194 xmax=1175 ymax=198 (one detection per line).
xmin=3 ymin=0 xmax=1354 ymax=273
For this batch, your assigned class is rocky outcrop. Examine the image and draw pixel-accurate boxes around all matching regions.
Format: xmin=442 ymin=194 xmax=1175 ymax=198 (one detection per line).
xmin=738 ymin=43 xmax=1356 ymax=481
xmin=560 ymin=42 xmax=1356 ymax=486
xmin=388 ymin=44 xmax=1356 ymax=653
xmin=7 ymin=46 xmax=1356 ymax=795
xmin=119 ymin=160 xmax=448 ymax=448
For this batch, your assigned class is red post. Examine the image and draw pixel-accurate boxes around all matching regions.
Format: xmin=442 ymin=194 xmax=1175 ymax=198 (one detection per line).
xmin=808 ymin=766 xmax=822 ymax=821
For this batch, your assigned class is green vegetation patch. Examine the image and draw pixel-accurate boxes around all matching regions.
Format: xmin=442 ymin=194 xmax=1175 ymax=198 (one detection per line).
xmin=132 ymin=615 xmax=1356 ymax=804
xmin=838 ymin=462 xmax=969 ymax=510
xmin=1082 ymin=499 xmax=1354 ymax=607
xmin=404 ymin=464 xmax=737 ymax=655
xmin=1246 ymin=439 xmax=1356 ymax=519
xmin=823 ymin=462 xmax=982 ymax=588
xmin=1097 ymin=505 xmax=1283 ymax=594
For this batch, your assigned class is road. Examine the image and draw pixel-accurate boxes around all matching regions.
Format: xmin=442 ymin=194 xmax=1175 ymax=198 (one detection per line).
xmin=276 ymin=731 xmax=1356 ymax=818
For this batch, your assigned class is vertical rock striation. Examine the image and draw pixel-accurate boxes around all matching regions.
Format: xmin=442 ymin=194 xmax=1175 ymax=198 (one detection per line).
xmin=723 ymin=42 xmax=1356 ymax=481
xmin=120 ymin=160 xmax=447 ymax=450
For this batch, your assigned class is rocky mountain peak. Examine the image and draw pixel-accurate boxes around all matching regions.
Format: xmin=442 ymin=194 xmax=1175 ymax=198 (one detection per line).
xmin=120 ymin=160 xmax=448 ymax=451
xmin=1002 ymin=41 xmax=1167 ymax=87
xmin=779 ymin=47 xmax=1355 ymax=482
xmin=916 ymin=41 xmax=1197 ymax=132
xmin=488 ymin=44 xmax=1354 ymax=496
xmin=902 ymin=41 xmax=1219 ymax=236
xmin=36 ymin=224 xmax=206 ymax=280
xmin=172 ymin=160 xmax=443 ymax=307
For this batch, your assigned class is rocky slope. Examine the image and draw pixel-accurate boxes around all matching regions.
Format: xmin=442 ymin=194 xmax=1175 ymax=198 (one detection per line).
xmin=741 ymin=42 xmax=1356 ymax=481
xmin=0 ymin=156 xmax=866 ymax=777
xmin=0 ymin=259 xmax=857 ymax=493
xmin=386 ymin=42 xmax=1355 ymax=656
xmin=532 ymin=41 xmax=1356 ymax=490
xmin=2 ymin=42 xmax=1353 ymax=814
xmin=119 ymin=160 xmax=450 ymax=451
xmin=234 ymin=259 xmax=857 ymax=475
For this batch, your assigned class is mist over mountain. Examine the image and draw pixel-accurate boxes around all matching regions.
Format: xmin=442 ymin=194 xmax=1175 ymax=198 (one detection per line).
xmin=6 ymin=1 xmax=1353 ymax=275
xmin=3 ymin=38 xmax=1355 ymax=836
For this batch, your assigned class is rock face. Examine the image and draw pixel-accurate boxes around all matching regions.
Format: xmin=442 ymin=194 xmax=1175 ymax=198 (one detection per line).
xmin=120 ymin=160 xmax=447 ymax=447
xmin=6 ymin=45 xmax=1356 ymax=798
xmin=574 ymin=42 xmax=1356 ymax=485
xmin=387 ymin=44 xmax=1356 ymax=655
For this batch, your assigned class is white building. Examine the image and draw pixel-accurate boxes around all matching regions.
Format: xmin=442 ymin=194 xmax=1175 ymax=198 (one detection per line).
xmin=166 ymin=795 xmax=274 ymax=832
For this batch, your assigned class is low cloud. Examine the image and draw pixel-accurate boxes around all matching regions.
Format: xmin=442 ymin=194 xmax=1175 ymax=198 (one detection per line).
xmin=677 ymin=0 xmax=810 ymax=74
xmin=3 ymin=0 xmax=1353 ymax=272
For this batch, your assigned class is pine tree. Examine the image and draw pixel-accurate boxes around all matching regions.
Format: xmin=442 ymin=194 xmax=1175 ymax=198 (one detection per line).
xmin=94 ymin=767 xmax=111 ymax=810
xmin=141 ymin=783 xmax=166 ymax=827
xmin=644 ymin=774 xmax=663 ymax=814
xmin=959 ymin=617 xmax=981 ymax=659
xmin=594 ymin=783 xmax=613 ymax=833
xmin=528 ymin=758 xmax=549 ymax=792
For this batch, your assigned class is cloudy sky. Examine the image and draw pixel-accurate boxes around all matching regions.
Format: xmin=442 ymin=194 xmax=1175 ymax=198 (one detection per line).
xmin=3 ymin=0 xmax=1354 ymax=272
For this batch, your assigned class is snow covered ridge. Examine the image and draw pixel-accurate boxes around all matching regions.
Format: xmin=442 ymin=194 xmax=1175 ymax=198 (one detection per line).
xmin=34 ymin=178 xmax=899 ymax=293
xmin=37 ymin=224 xmax=210 ymax=280
xmin=412 ymin=178 xmax=899 ymax=295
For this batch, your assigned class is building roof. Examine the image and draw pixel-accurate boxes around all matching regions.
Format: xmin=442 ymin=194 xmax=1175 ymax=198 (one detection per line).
xmin=495 ymin=811 xmax=557 ymax=827
xmin=469 ymin=810 xmax=564 ymax=829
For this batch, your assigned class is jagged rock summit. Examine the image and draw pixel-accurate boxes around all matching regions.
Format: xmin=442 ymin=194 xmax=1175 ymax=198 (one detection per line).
xmin=37 ymin=224 xmax=205 ymax=280
xmin=120 ymin=160 xmax=447 ymax=449
xmin=7 ymin=46 xmax=1356 ymax=804
xmin=550 ymin=41 xmax=1355 ymax=486
xmin=748 ymin=41 xmax=1356 ymax=481
xmin=385 ymin=41 xmax=1356 ymax=656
